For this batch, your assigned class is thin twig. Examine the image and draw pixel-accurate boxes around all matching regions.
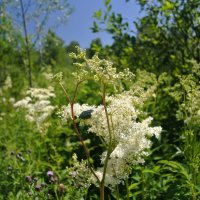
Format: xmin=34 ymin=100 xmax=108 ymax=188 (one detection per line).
xmin=19 ymin=0 xmax=32 ymax=87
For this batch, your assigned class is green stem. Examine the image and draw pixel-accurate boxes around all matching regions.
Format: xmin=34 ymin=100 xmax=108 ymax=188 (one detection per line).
xmin=100 ymin=184 xmax=105 ymax=200
xmin=116 ymin=184 xmax=120 ymax=200
xmin=125 ymin=179 xmax=130 ymax=200
xmin=100 ymin=83 xmax=113 ymax=200
xmin=59 ymin=82 xmax=71 ymax=103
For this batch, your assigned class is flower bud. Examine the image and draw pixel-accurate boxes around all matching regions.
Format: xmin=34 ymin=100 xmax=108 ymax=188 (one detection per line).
xmin=35 ymin=184 xmax=42 ymax=191
xmin=25 ymin=176 xmax=32 ymax=183
xmin=47 ymin=170 xmax=54 ymax=177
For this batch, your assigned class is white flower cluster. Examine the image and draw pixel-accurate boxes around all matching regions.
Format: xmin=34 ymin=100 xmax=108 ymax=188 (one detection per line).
xmin=59 ymin=92 xmax=162 ymax=186
xmin=69 ymin=46 xmax=134 ymax=84
xmin=95 ymin=116 xmax=161 ymax=186
xmin=0 ymin=75 xmax=12 ymax=96
xmin=88 ymin=92 xmax=140 ymax=144
xmin=87 ymin=55 xmax=134 ymax=84
xmin=0 ymin=76 xmax=15 ymax=120
xmin=169 ymin=61 xmax=200 ymax=127
xmin=14 ymin=87 xmax=55 ymax=133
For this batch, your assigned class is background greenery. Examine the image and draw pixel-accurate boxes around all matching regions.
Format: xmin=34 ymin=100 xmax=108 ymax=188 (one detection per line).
xmin=0 ymin=0 xmax=199 ymax=199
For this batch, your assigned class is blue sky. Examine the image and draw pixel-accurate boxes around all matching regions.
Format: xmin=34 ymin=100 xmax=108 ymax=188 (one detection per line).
xmin=56 ymin=0 xmax=143 ymax=48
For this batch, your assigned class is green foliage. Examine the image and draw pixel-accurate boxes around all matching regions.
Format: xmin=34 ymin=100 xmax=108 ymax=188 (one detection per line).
xmin=0 ymin=0 xmax=200 ymax=199
xmin=88 ymin=0 xmax=200 ymax=199
xmin=41 ymin=30 xmax=68 ymax=67
xmin=1 ymin=0 xmax=72 ymax=46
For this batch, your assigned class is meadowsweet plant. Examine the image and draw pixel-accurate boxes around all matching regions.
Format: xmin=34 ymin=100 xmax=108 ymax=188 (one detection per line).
xmin=177 ymin=62 xmax=200 ymax=128
xmin=54 ymin=46 xmax=162 ymax=199
xmin=14 ymin=87 xmax=55 ymax=134
xmin=66 ymin=154 xmax=92 ymax=195
xmin=167 ymin=60 xmax=200 ymax=199
xmin=0 ymin=75 xmax=15 ymax=121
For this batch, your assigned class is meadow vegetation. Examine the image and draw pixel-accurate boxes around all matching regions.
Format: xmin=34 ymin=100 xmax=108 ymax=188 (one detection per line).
xmin=0 ymin=0 xmax=200 ymax=199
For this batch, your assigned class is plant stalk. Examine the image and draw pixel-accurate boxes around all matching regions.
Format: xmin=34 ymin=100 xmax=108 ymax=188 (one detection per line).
xmin=19 ymin=0 xmax=32 ymax=87
xmin=60 ymin=81 xmax=100 ymax=184
xmin=100 ymin=83 xmax=113 ymax=200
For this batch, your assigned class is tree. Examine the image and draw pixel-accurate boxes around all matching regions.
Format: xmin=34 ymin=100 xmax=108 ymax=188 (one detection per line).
xmin=92 ymin=0 xmax=200 ymax=74
xmin=41 ymin=30 xmax=67 ymax=67
xmin=0 ymin=12 xmax=24 ymax=89
xmin=1 ymin=0 xmax=72 ymax=87
xmin=135 ymin=0 xmax=200 ymax=71
xmin=66 ymin=41 xmax=80 ymax=54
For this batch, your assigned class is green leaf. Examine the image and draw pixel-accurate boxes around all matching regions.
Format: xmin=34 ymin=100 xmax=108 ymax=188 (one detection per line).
xmin=159 ymin=160 xmax=190 ymax=180
xmin=143 ymin=169 xmax=159 ymax=175
xmin=129 ymin=182 xmax=140 ymax=190
xmin=104 ymin=0 xmax=110 ymax=6
xmin=93 ymin=10 xmax=102 ymax=20
xmin=91 ymin=21 xmax=99 ymax=33
xmin=107 ymin=5 xmax=112 ymax=12
xmin=162 ymin=1 xmax=174 ymax=11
